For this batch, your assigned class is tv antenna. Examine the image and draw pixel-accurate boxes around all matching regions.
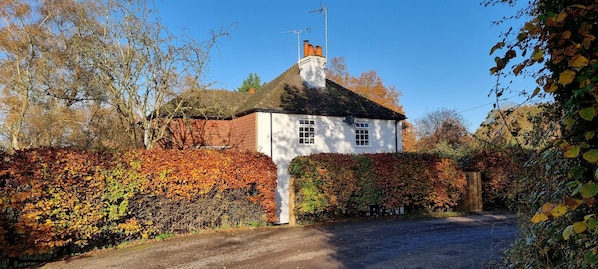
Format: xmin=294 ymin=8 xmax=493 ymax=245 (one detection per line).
xmin=282 ymin=27 xmax=311 ymax=63
xmin=309 ymin=3 xmax=328 ymax=59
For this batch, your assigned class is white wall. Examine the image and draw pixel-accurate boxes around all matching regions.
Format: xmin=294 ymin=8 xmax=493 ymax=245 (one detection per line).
xmin=299 ymin=56 xmax=327 ymax=89
xmin=256 ymin=112 xmax=402 ymax=223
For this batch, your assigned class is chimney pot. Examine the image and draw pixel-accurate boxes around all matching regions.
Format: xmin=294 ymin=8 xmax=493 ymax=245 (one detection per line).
xmin=303 ymin=40 xmax=309 ymax=57
xmin=299 ymin=46 xmax=327 ymax=88
xmin=249 ymin=88 xmax=255 ymax=94
xmin=315 ymin=45 xmax=323 ymax=57
xmin=307 ymin=44 xmax=315 ymax=56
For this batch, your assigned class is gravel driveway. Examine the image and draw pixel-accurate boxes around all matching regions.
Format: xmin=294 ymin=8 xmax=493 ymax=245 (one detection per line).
xmin=41 ymin=213 xmax=517 ymax=269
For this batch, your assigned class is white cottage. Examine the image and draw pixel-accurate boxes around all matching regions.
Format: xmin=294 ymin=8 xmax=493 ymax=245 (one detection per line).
xmin=159 ymin=42 xmax=406 ymax=223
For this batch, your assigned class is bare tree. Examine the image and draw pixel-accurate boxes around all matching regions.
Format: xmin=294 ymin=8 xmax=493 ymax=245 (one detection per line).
xmin=0 ymin=0 xmax=228 ymax=150
xmin=96 ymin=0 xmax=228 ymax=148
xmin=0 ymin=0 xmax=53 ymax=151
xmin=414 ymin=108 xmax=470 ymax=153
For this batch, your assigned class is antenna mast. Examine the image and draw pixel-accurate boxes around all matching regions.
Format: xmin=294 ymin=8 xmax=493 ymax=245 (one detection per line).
xmin=282 ymin=28 xmax=311 ymax=63
xmin=309 ymin=3 xmax=328 ymax=59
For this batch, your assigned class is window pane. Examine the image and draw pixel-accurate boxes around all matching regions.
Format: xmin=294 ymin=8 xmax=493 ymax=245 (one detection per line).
xmin=299 ymin=119 xmax=315 ymax=145
xmin=355 ymin=126 xmax=370 ymax=146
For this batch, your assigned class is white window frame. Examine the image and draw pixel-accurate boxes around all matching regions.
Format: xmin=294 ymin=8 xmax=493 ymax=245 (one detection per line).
xmin=298 ymin=119 xmax=315 ymax=145
xmin=354 ymin=121 xmax=370 ymax=147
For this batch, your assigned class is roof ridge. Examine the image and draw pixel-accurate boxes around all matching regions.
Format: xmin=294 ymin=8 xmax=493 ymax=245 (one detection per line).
xmin=234 ymin=64 xmax=301 ymax=114
xmin=166 ymin=62 xmax=405 ymax=121
xmin=325 ymin=79 xmax=405 ymax=117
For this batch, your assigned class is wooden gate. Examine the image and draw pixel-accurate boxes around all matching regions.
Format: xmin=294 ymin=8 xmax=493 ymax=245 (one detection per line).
xmin=459 ymin=172 xmax=483 ymax=212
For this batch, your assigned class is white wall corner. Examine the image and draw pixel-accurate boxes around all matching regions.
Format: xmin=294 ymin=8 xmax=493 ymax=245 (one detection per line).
xmin=299 ymin=56 xmax=327 ymax=89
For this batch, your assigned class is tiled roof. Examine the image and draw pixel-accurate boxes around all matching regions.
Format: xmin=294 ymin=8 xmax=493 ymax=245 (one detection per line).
xmin=159 ymin=89 xmax=249 ymax=119
xmin=164 ymin=64 xmax=406 ymax=121
xmin=235 ymin=64 xmax=406 ymax=120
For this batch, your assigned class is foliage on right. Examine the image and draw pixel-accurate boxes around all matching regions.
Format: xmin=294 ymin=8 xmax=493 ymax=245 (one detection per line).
xmin=488 ymin=0 xmax=598 ymax=266
xmin=475 ymin=104 xmax=560 ymax=151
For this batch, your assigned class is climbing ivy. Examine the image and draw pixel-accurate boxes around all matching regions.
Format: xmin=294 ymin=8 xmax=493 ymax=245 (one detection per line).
xmin=489 ymin=1 xmax=598 ymax=266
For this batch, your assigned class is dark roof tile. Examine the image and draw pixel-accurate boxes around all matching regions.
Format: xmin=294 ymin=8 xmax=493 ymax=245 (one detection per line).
xmin=235 ymin=64 xmax=405 ymax=120
xmin=165 ymin=63 xmax=406 ymax=121
xmin=160 ymin=89 xmax=249 ymax=119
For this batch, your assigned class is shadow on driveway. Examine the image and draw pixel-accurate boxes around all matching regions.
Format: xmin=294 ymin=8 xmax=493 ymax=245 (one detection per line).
xmin=40 ymin=214 xmax=517 ymax=269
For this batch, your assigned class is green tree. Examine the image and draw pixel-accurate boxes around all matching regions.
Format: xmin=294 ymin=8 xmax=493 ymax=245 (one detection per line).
xmin=475 ymin=104 xmax=559 ymax=150
xmin=237 ymin=73 xmax=264 ymax=92
xmin=488 ymin=0 xmax=598 ymax=266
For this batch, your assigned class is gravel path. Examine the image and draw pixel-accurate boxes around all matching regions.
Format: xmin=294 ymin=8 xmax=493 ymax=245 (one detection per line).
xmin=40 ymin=214 xmax=517 ymax=269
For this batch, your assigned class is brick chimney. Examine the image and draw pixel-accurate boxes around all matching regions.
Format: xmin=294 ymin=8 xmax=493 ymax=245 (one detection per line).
xmin=299 ymin=40 xmax=327 ymax=89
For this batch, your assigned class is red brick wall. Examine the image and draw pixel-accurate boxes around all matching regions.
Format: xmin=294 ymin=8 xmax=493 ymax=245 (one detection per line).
xmin=230 ymin=113 xmax=257 ymax=151
xmin=157 ymin=113 xmax=256 ymax=150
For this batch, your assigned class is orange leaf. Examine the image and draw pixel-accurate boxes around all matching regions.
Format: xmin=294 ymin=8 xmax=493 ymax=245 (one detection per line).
xmin=550 ymin=203 xmax=568 ymax=217
xmin=556 ymin=11 xmax=568 ymax=23
xmin=513 ymin=64 xmax=525 ymax=75
xmin=581 ymin=79 xmax=592 ymax=88
xmin=573 ymin=221 xmax=588 ymax=233
xmin=561 ymin=30 xmax=572 ymax=39
xmin=544 ymin=82 xmax=559 ymax=93
xmin=490 ymin=42 xmax=504 ymax=55
xmin=569 ymin=55 xmax=589 ymax=69
xmin=564 ymin=196 xmax=584 ymax=210
xmin=532 ymin=50 xmax=544 ymax=60
xmin=583 ymin=35 xmax=595 ymax=49
xmin=564 ymin=145 xmax=580 ymax=158
xmin=559 ymin=70 xmax=576 ymax=85
xmin=541 ymin=202 xmax=556 ymax=214
xmin=531 ymin=212 xmax=549 ymax=223
xmin=531 ymin=87 xmax=541 ymax=98
xmin=579 ymin=22 xmax=591 ymax=37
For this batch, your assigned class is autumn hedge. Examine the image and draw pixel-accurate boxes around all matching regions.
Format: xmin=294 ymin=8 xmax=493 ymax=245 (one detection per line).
xmin=288 ymin=153 xmax=467 ymax=222
xmin=0 ymin=148 xmax=277 ymax=264
xmin=462 ymin=148 xmax=529 ymax=209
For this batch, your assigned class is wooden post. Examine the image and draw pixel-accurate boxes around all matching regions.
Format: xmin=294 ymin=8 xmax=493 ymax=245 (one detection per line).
xmin=459 ymin=172 xmax=483 ymax=212
xmin=473 ymin=172 xmax=483 ymax=212
xmin=289 ymin=177 xmax=296 ymax=225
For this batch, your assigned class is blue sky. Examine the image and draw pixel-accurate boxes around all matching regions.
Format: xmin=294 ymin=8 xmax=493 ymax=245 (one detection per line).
xmin=156 ymin=1 xmax=539 ymax=132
